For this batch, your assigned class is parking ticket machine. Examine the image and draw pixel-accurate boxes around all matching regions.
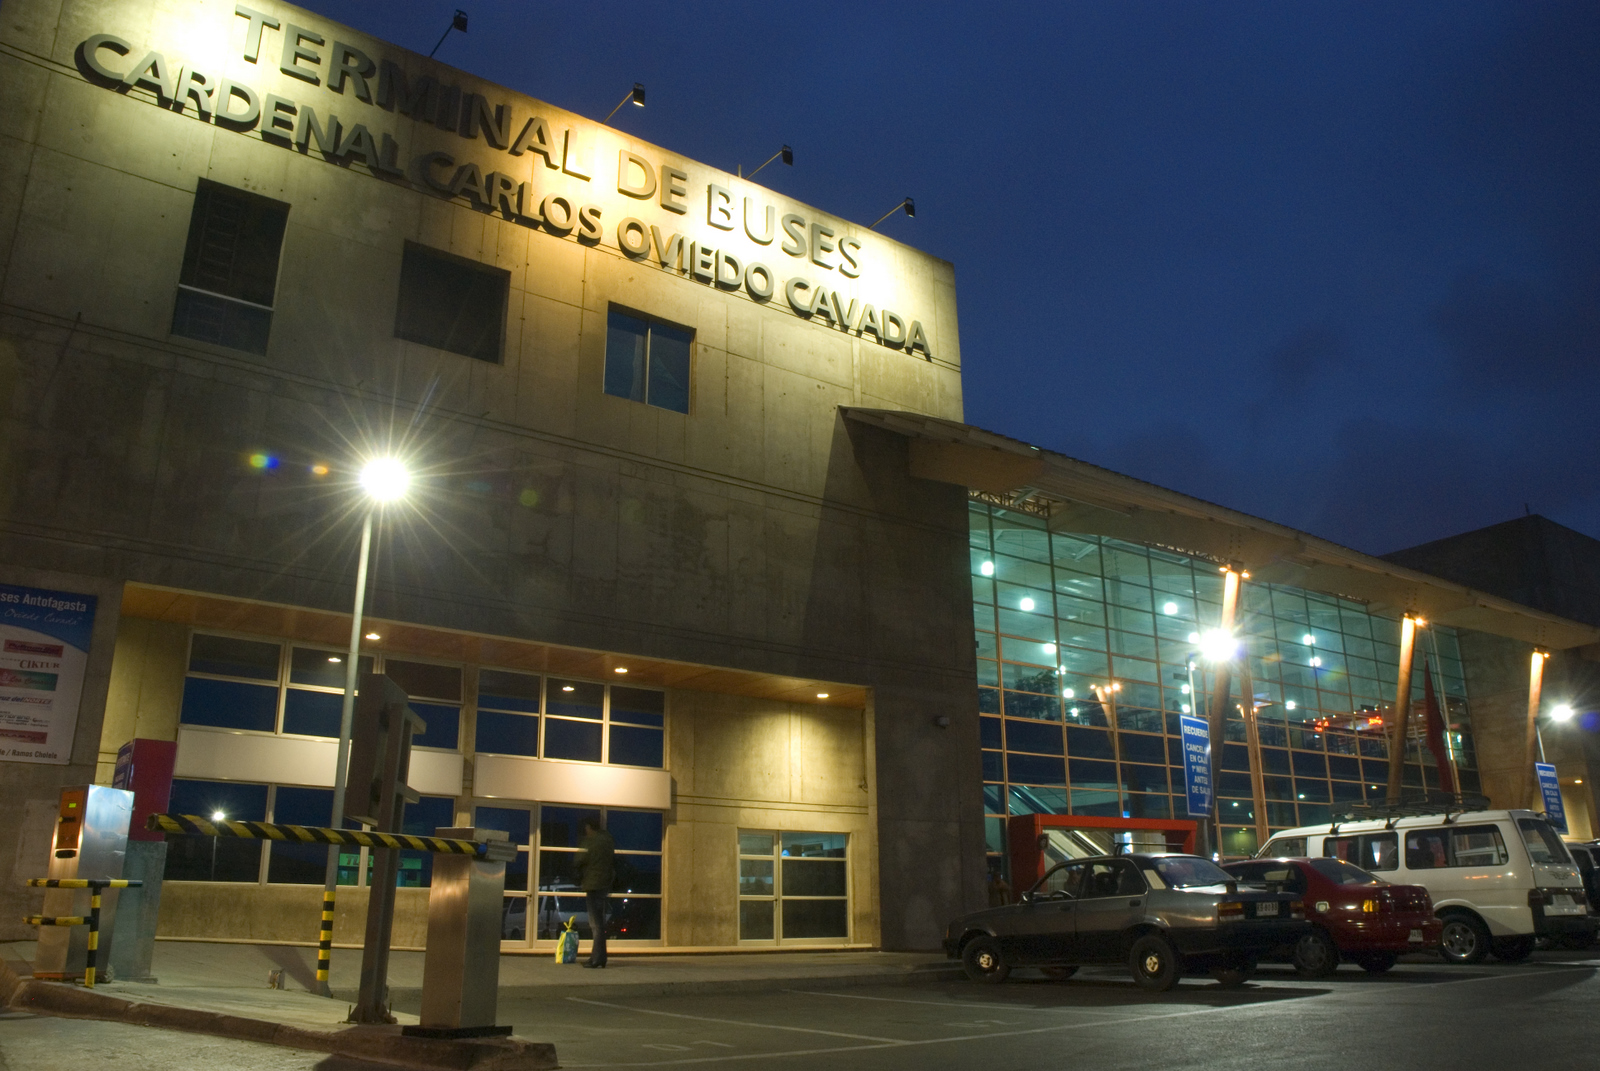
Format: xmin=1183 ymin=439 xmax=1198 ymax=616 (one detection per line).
xmin=33 ymin=784 xmax=134 ymax=981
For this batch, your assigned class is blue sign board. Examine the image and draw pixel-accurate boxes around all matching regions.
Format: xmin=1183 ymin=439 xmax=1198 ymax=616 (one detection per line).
xmin=1535 ymin=762 xmax=1567 ymax=835
xmin=1180 ymin=715 xmax=1213 ymax=818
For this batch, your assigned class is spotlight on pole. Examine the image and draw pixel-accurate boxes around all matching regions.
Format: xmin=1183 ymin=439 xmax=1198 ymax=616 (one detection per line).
xmin=604 ymin=82 xmax=646 ymax=125
xmin=869 ymin=197 xmax=915 ymax=230
xmin=359 ymin=457 xmax=411 ymax=503
xmin=1551 ymin=703 xmax=1575 ymax=723
xmin=428 ymin=9 xmax=468 ymax=58
xmin=746 ymin=145 xmax=793 ymax=180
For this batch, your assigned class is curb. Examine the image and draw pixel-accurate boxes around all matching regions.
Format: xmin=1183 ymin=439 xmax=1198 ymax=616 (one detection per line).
xmin=351 ymin=962 xmax=967 ymax=1006
xmin=0 ymin=956 xmax=557 ymax=1070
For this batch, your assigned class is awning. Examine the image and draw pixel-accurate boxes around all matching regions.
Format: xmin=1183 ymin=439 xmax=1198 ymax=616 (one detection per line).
xmin=843 ymin=407 xmax=1600 ymax=651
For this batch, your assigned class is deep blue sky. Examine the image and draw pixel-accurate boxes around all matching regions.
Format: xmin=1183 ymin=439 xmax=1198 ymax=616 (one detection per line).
xmin=299 ymin=0 xmax=1599 ymax=555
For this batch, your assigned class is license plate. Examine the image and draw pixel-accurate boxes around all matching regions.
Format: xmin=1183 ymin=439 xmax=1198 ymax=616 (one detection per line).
xmin=1549 ymin=894 xmax=1579 ymax=914
xmin=1256 ymin=901 xmax=1279 ymax=918
xmin=1408 ymin=928 xmax=1424 ymax=943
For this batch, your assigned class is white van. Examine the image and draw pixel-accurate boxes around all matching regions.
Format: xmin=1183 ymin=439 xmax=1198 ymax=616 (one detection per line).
xmin=1258 ymin=809 xmax=1595 ymax=964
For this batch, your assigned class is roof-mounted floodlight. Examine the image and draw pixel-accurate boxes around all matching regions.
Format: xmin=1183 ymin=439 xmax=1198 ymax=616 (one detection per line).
xmin=604 ymin=83 xmax=646 ymax=125
xmin=428 ymin=10 xmax=468 ymax=58
xmin=869 ymin=197 xmax=915 ymax=229
xmin=746 ymin=145 xmax=794 ymax=180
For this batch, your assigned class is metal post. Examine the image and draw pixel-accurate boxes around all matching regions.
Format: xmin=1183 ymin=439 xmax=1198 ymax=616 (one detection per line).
xmin=84 ymin=888 xmax=101 ymax=989
xmin=1385 ymin=615 xmax=1419 ymax=805
xmin=320 ymin=510 xmax=374 ymax=995
xmin=1524 ymin=650 xmax=1547 ymax=810
xmin=1206 ymin=568 xmax=1242 ymax=857
xmin=1097 ymin=683 xmax=1125 ymax=816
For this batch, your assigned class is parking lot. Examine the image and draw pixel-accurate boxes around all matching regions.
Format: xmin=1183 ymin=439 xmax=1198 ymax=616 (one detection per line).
xmin=516 ymin=954 xmax=1598 ymax=1069
xmin=3 ymin=952 xmax=1596 ymax=1070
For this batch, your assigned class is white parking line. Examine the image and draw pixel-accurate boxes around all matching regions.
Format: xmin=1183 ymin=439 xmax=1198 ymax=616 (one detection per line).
xmin=563 ymin=997 xmax=905 ymax=1042
xmin=556 ymin=1002 xmax=1242 ymax=1068
xmin=782 ymin=989 xmax=1131 ymax=1015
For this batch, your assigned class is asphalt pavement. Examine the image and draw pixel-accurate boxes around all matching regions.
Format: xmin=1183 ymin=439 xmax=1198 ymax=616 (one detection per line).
xmin=4 ymin=952 xmax=1596 ymax=1070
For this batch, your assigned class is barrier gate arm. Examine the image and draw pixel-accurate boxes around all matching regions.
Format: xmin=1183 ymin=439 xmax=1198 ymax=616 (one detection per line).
xmin=145 ymin=814 xmax=518 ymax=860
xmin=24 ymin=878 xmax=144 ymax=988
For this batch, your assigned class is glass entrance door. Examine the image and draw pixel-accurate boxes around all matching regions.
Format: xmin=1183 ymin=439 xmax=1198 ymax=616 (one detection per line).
xmin=473 ymin=804 xmax=533 ymax=947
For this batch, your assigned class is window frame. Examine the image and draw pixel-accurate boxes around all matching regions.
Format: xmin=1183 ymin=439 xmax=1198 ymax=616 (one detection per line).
xmin=603 ymin=305 xmax=695 ymax=415
xmin=737 ymin=829 xmax=851 ymax=946
xmin=393 ymin=240 xmax=510 ymax=364
xmin=171 ymin=179 xmax=291 ymax=357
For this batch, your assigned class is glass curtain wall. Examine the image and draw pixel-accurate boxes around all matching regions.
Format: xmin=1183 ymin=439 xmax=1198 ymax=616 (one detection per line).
xmin=971 ymin=498 xmax=1478 ymax=865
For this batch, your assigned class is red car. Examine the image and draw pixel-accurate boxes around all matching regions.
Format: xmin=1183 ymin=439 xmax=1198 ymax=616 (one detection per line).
xmin=1223 ymin=857 xmax=1442 ymax=976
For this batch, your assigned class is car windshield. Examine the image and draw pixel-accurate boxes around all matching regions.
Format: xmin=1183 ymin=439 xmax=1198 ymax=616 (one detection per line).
xmin=1517 ymin=818 xmax=1572 ymax=865
xmin=1148 ymin=857 xmax=1235 ymax=888
xmin=1308 ymin=858 xmax=1383 ymax=886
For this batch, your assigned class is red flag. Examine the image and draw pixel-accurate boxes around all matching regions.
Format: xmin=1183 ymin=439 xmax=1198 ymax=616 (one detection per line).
xmin=1423 ymin=665 xmax=1456 ymax=794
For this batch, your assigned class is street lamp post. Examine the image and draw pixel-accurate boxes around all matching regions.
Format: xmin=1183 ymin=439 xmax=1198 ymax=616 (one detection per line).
xmin=315 ymin=457 xmax=410 ymax=997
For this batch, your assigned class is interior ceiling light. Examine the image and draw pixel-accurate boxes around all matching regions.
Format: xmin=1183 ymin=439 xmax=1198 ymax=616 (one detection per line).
xmin=614 ymin=667 xmax=628 ymax=674
xmin=365 ymin=632 xmax=380 ymax=640
xmin=817 ymin=692 xmax=829 ymax=699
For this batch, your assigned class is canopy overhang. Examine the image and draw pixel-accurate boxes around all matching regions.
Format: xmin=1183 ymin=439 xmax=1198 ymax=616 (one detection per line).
xmin=845 ymin=407 xmax=1600 ymax=651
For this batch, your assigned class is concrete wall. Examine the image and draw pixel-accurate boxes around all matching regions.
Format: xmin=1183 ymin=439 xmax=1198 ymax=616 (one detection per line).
xmin=158 ymin=882 xmax=431 ymax=949
xmin=96 ymin=616 xmax=187 ymax=781
xmin=0 ymin=0 xmax=984 ymax=947
xmin=665 ymin=689 xmax=877 ymax=947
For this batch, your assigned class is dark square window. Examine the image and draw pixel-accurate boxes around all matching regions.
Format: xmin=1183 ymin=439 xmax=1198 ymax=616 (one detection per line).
xmin=394 ymin=241 xmax=508 ymax=363
xmin=604 ymin=308 xmax=693 ymax=414
xmin=172 ymin=180 xmax=289 ymax=356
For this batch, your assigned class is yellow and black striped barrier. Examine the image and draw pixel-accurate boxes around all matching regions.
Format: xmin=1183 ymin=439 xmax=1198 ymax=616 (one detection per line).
xmin=317 ymin=888 xmax=336 ymax=989
xmin=145 ymin=814 xmax=514 ymax=860
xmin=25 ymin=878 xmax=143 ymax=988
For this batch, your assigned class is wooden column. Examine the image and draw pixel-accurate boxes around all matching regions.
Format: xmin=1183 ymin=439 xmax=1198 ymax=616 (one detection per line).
xmin=1523 ymin=650 xmax=1547 ymax=809
xmin=1385 ymin=615 xmax=1419 ymax=805
xmin=1205 ymin=568 xmax=1242 ymax=855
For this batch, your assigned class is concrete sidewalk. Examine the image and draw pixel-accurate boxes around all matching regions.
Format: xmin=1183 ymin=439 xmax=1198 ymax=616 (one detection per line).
xmin=0 ymin=940 xmax=958 ymax=1068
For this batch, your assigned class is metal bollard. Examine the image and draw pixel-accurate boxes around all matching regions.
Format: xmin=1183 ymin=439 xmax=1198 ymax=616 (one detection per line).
xmin=25 ymin=879 xmax=143 ymax=988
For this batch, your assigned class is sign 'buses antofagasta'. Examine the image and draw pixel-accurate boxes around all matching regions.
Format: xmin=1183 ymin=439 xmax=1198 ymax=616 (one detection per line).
xmin=73 ymin=5 xmax=937 ymax=360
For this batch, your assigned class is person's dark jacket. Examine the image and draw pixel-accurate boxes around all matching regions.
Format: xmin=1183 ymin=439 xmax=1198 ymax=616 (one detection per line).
xmin=576 ymin=828 xmax=616 ymax=892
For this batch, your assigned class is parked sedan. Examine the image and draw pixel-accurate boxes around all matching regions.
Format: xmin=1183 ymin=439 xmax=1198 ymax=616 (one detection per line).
xmin=1223 ymin=857 xmax=1442 ymax=976
xmin=944 ymin=853 xmax=1308 ymax=991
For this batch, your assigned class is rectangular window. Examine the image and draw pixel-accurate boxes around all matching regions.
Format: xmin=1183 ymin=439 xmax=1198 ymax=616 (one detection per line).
xmin=604 ymin=308 xmax=693 ymax=414
xmin=738 ymin=830 xmax=849 ymax=943
xmin=1325 ymin=832 xmax=1398 ymax=872
xmin=521 ymin=805 xmax=664 ymax=944
xmin=394 ymin=241 xmax=508 ymax=363
xmin=162 ymin=779 xmax=268 ymax=882
xmin=172 ymin=179 xmax=289 ymax=355
xmin=476 ymin=668 xmax=542 ymax=758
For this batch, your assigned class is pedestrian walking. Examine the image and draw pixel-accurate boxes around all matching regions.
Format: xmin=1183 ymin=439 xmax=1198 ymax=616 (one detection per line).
xmin=576 ymin=816 xmax=616 ymax=968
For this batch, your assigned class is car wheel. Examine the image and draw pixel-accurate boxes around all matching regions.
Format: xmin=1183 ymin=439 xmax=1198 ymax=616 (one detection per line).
xmin=961 ymin=937 xmax=1009 ymax=984
xmin=1128 ymin=934 xmax=1181 ymax=992
xmin=1292 ymin=929 xmax=1340 ymax=978
xmin=1438 ymin=913 xmax=1491 ymax=965
xmin=1491 ymin=935 xmax=1535 ymax=962
xmin=1040 ymin=966 xmax=1079 ymax=981
xmin=1356 ymin=952 xmax=1397 ymax=973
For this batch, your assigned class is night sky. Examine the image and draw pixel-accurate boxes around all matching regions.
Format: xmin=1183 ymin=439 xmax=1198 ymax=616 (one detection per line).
xmin=297 ymin=0 xmax=1599 ymax=555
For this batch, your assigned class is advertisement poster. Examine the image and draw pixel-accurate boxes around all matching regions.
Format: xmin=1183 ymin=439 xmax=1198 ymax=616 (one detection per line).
xmin=1180 ymin=714 xmax=1213 ymax=818
xmin=0 ymin=583 xmax=98 ymax=765
xmin=1535 ymin=762 xmax=1568 ymax=835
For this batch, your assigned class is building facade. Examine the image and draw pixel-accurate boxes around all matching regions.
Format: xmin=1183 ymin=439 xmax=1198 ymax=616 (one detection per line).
xmin=0 ymin=0 xmax=980 ymax=951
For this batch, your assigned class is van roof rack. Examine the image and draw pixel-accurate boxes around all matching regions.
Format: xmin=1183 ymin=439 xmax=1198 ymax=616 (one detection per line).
xmin=1333 ymin=793 xmax=1492 ymax=824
